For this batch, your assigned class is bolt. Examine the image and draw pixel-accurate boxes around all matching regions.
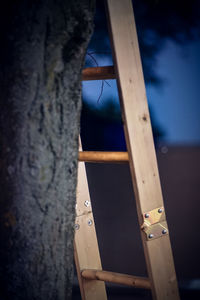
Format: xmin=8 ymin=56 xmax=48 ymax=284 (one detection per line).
xmin=84 ymin=200 xmax=90 ymax=207
xmin=145 ymin=213 xmax=150 ymax=218
xmin=88 ymin=219 xmax=93 ymax=226
xmin=158 ymin=208 xmax=163 ymax=213
xmin=75 ymin=224 xmax=80 ymax=230
xmin=162 ymin=229 xmax=167 ymax=235
xmin=149 ymin=233 xmax=154 ymax=239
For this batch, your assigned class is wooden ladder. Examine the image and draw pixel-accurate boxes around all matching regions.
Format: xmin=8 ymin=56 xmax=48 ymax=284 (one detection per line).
xmin=74 ymin=0 xmax=180 ymax=299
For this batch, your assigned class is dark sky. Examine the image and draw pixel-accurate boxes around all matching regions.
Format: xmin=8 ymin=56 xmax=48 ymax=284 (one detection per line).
xmin=147 ymin=39 xmax=200 ymax=145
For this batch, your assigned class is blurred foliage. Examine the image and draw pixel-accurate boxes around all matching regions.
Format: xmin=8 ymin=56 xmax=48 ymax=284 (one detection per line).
xmin=133 ymin=0 xmax=200 ymax=84
xmin=81 ymin=99 xmax=164 ymax=150
xmin=81 ymin=100 xmax=126 ymax=150
xmin=81 ymin=0 xmax=200 ymax=148
xmin=87 ymin=0 xmax=200 ymax=84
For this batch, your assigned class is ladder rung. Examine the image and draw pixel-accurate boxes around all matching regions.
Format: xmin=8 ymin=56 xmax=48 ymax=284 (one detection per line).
xmin=82 ymin=66 xmax=115 ymax=81
xmin=78 ymin=151 xmax=129 ymax=163
xmin=81 ymin=269 xmax=151 ymax=289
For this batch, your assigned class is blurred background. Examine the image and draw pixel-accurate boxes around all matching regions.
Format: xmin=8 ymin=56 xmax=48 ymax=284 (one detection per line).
xmin=73 ymin=0 xmax=200 ymax=299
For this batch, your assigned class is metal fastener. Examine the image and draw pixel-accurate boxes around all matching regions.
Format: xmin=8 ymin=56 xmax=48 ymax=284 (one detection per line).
xmin=84 ymin=200 xmax=90 ymax=207
xmin=88 ymin=219 xmax=93 ymax=226
xmin=162 ymin=229 xmax=167 ymax=235
xmin=158 ymin=208 xmax=163 ymax=213
xmin=145 ymin=213 xmax=150 ymax=218
xmin=75 ymin=224 xmax=80 ymax=230
xmin=149 ymin=233 xmax=154 ymax=239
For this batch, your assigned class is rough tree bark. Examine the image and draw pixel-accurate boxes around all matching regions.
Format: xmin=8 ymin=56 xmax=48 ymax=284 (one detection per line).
xmin=0 ymin=1 xmax=95 ymax=299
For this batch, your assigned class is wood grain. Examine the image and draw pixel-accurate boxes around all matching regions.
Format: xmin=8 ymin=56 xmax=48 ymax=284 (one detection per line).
xmin=106 ymin=0 xmax=180 ymax=299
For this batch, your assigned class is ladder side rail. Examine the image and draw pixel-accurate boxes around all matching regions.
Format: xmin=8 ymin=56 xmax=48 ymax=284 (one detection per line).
xmin=74 ymin=142 xmax=107 ymax=300
xmin=105 ymin=1 xmax=180 ymax=299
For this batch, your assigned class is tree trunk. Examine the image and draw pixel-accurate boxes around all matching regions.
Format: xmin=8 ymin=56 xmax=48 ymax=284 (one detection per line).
xmin=0 ymin=1 xmax=95 ymax=299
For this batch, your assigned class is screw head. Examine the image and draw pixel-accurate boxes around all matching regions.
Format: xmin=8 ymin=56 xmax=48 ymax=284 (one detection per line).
xmin=162 ymin=229 xmax=167 ymax=235
xmin=145 ymin=213 xmax=150 ymax=218
xmin=149 ymin=233 xmax=154 ymax=239
xmin=88 ymin=219 xmax=93 ymax=226
xmin=158 ymin=208 xmax=163 ymax=213
xmin=75 ymin=224 xmax=80 ymax=230
xmin=84 ymin=200 xmax=90 ymax=207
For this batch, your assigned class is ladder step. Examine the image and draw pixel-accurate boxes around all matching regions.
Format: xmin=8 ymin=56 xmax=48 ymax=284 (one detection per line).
xmin=81 ymin=269 xmax=151 ymax=289
xmin=78 ymin=151 xmax=129 ymax=163
xmin=82 ymin=66 xmax=115 ymax=81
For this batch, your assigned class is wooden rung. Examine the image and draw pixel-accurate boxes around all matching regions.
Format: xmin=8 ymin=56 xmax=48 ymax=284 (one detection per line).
xmin=82 ymin=66 xmax=115 ymax=81
xmin=78 ymin=151 xmax=129 ymax=163
xmin=81 ymin=269 xmax=151 ymax=290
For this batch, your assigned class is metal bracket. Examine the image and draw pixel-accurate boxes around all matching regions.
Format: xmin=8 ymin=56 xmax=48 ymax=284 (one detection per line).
xmin=141 ymin=206 xmax=168 ymax=241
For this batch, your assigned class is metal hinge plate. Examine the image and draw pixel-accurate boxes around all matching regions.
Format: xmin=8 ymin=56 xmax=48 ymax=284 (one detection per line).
xmin=141 ymin=206 xmax=169 ymax=241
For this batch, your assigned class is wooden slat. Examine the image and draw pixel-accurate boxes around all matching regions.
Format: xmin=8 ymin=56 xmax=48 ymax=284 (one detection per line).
xmin=106 ymin=1 xmax=180 ymax=300
xmin=78 ymin=151 xmax=129 ymax=163
xmin=82 ymin=66 xmax=115 ymax=81
xmin=82 ymin=269 xmax=151 ymax=290
xmin=74 ymin=143 xmax=107 ymax=300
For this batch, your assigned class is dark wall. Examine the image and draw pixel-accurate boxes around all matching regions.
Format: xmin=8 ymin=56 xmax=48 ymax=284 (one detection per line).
xmin=85 ymin=146 xmax=200 ymax=280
